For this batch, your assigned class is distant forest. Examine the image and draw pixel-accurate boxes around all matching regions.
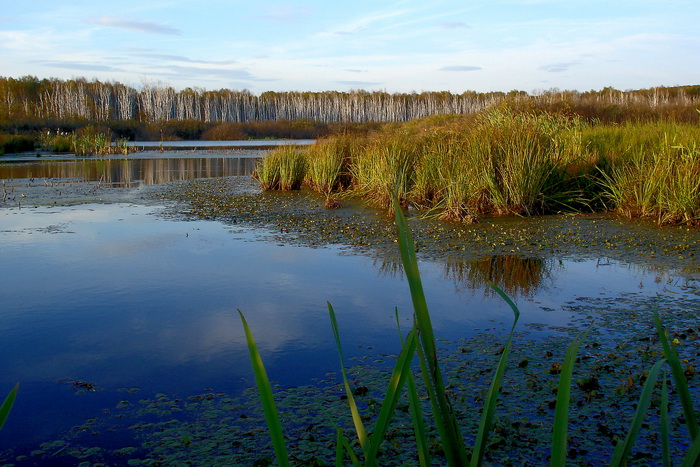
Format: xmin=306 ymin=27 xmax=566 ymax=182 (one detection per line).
xmin=1 ymin=76 xmax=699 ymax=139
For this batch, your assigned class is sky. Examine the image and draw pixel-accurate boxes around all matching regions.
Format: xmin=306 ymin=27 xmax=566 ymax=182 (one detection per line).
xmin=1 ymin=0 xmax=698 ymax=95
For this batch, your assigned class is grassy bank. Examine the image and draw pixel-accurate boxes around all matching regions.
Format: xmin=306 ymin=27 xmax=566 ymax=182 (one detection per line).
xmin=257 ymin=107 xmax=700 ymax=225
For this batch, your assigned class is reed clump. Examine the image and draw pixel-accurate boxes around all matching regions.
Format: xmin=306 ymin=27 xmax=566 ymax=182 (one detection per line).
xmin=0 ymin=134 xmax=35 ymax=155
xmin=39 ymin=126 xmax=121 ymax=156
xmin=254 ymin=145 xmax=306 ymax=191
xmin=255 ymin=107 xmax=700 ymax=225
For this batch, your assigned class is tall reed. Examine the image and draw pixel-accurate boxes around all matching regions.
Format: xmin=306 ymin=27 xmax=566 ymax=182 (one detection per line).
xmin=600 ymin=141 xmax=700 ymax=224
xmin=304 ymin=133 xmax=361 ymax=203
xmin=254 ymin=145 xmax=307 ymax=191
xmin=350 ymin=133 xmax=420 ymax=209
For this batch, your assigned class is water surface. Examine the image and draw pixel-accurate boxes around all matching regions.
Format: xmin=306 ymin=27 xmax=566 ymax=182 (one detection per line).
xmin=0 ymin=201 xmax=694 ymax=457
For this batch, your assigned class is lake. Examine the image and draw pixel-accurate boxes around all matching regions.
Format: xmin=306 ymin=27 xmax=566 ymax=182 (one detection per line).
xmin=1 ymin=150 xmax=699 ymax=464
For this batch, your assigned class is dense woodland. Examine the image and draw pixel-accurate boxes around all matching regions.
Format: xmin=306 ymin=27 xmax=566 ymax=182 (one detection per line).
xmin=0 ymin=76 xmax=699 ymax=141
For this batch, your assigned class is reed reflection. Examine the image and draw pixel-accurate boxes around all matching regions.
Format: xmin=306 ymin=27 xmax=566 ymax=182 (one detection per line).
xmin=0 ymin=157 xmax=258 ymax=186
xmin=374 ymin=254 xmax=553 ymax=297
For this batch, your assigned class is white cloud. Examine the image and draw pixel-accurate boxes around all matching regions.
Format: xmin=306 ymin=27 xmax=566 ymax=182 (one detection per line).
xmin=89 ymin=16 xmax=181 ymax=35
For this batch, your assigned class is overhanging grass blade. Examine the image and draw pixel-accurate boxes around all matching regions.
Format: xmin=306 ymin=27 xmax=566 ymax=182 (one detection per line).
xmin=327 ymin=302 xmax=369 ymax=453
xmin=396 ymin=310 xmax=431 ymax=467
xmin=654 ymin=309 xmax=698 ymax=440
xmin=470 ymin=282 xmax=520 ymax=467
xmin=392 ymin=193 xmax=468 ymax=466
xmin=550 ymin=323 xmax=593 ymax=466
xmin=0 ymin=383 xmax=19 ymax=430
xmin=365 ymin=327 xmax=418 ymax=463
xmin=238 ymin=310 xmax=290 ymax=467
xmin=609 ymin=358 xmax=666 ymax=467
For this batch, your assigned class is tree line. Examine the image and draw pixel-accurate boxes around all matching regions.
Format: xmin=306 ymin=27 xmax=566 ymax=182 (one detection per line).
xmin=1 ymin=76 xmax=699 ymax=126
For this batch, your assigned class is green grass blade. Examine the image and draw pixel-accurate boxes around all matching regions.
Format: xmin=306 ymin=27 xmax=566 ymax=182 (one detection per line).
xmin=680 ymin=433 xmax=700 ymax=467
xmin=661 ymin=375 xmax=671 ymax=467
xmin=238 ymin=310 xmax=290 ymax=467
xmin=365 ymin=327 xmax=418 ymax=463
xmin=550 ymin=324 xmax=593 ymax=466
xmin=327 ymin=302 xmax=369 ymax=453
xmin=335 ymin=427 xmax=362 ymax=467
xmin=396 ymin=310 xmax=431 ymax=467
xmin=654 ymin=309 xmax=698 ymax=440
xmin=470 ymin=282 xmax=520 ymax=467
xmin=335 ymin=428 xmax=344 ymax=467
xmin=0 ymin=383 xmax=19 ymax=430
xmin=609 ymin=358 xmax=666 ymax=467
xmin=392 ymin=194 xmax=468 ymax=466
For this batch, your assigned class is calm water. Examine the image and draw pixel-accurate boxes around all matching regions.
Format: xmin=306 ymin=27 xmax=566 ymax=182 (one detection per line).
xmin=0 ymin=153 xmax=698 ymax=460
xmin=0 ymin=157 xmax=257 ymax=186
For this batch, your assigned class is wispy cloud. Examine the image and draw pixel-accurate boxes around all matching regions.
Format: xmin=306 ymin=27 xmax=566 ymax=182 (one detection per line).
xmin=134 ymin=53 xmax=237 ymax=65
xmin=89 ymin=16 xmax=181 ymax=35
xmin=539 ymin=61 xmax=579 ymax=73
xmin=440 ymin=21 xmax=469 ymax=29
xmin=257 ymin=5 xmax=310 ymax=23
xmin=36 ymin=60 xmax=123 ymax=72
xmin=323 ymin=7 xmax=411 ymax=36
xmin=336 ymin=80 xmax=383 ymax=87
xmin=150 ymin=64 xmax=269 ymax=83
xmin=440 ymin=65 xmax=482 ymax=72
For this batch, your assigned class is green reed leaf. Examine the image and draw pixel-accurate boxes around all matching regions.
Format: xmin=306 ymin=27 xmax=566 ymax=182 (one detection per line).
xmin=392 ymin=193 xmax=468 ymax=466
xmin=238 ymin=310 xmax=290 ymax=467
xmin=661 ymin=375 xmax=671 ymax=467
xmin=365 ymin=327 xmax=418 ymax=464
xmin=654 ymin=309 xmax=698 ymax=440
xmin=550 ymin=323 xmax=593 ymax=466
xmin=610 ymin=358 xmax=666 ymax=467
xmin=470 ymin=282 xmax=520 ymax=467
xmin=0 ymin=383 xmax=19 ymax=431
xmin=396 ymin=310 xmax=430 ymax=467
xmin=327 ymin=302 xmax=369 ymax=454
xmin=680 ymin=432 xmax=700 ymax=467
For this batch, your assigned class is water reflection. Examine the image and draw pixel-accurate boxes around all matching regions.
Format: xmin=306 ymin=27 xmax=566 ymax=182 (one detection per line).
xmin=445 ymin=255 xmax=554 ymax=296
xmin=0 ymin=157 xmax=257 ymax=186
xmin=374 ymin=254 xmax=554 ymax=297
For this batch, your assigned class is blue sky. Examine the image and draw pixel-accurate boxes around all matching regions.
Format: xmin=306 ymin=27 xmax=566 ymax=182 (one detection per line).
xmin=1 ymin=0 xmax=698 ymax=94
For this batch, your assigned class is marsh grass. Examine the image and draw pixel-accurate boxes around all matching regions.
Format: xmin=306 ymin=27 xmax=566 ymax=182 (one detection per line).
xmin=0 ymin=134 xmax=35 ymax=155
xmin=600 ymin=142 xmax=700 ymax=224
xmin=350 ymin=133 xmax=420 ymax=209
xmin=254 ymin=145 xmax=306 ymax=191
xmin=39 ymin=127 xmax=120 ymax=156
xmin=256 ymin=108 xmax=700 ymax=225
